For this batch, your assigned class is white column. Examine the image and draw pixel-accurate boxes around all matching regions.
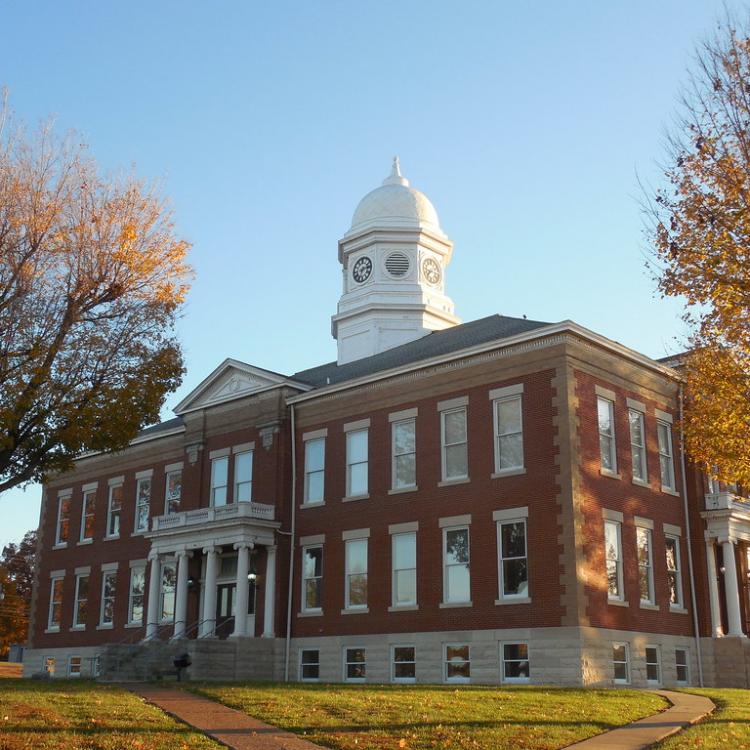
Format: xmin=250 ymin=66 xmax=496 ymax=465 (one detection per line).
xmin=706 ymin=540 xmax=724 ymax=638
xmin=145 ymin=553 xmax=161 ymax=640
xmin=231 ymin=543 xmax=252 ymax=638
xmin=722 ymin=540 xmax=746 ymax=637
xmin=262 ymin=545 xmax=277 ymax=638
xmin=200 ymin=546 xmax=220 ymax=638
xmin=172 ymin=550 xmax=191 ymax=640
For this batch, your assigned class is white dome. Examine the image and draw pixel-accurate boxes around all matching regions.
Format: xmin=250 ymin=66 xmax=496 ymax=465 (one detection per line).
xmin=350 ymin=158 xmax=441 ymax=231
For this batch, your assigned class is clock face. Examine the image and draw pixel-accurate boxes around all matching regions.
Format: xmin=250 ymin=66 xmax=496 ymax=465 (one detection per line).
xmin=422 ymin=257 xmax=442 ymax=285
xmin=352 ymin=256 xmax=373 ymax=283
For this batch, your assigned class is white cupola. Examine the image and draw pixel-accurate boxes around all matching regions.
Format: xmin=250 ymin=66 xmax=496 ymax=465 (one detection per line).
xmin=332 ymin=158 xmax=460 ymax=365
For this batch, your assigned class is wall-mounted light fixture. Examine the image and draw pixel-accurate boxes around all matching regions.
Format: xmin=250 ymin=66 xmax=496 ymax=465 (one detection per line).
xmin=187 ymin=576 xmax=196 ymax=588
xmin=248 ymin=572 xmax=257 ymax=583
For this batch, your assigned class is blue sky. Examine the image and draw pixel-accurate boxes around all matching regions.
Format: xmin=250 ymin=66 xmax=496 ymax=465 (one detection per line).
xmin=0 ymin=0 xmax=738 ymax=547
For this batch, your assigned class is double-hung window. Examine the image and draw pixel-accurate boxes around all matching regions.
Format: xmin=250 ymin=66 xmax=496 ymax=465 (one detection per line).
xmin=501 ymin=643 xmax=530 ymax=683
xmin=106 ymin=481 xmax=123 ymax=538
xmin=636 ymin=523 xmax=654 ymax=605
xmin=657 ymin=417 xmax=676 ymax=491
xmin=444 ymin=644 xmax=470 ymax=683
xmin=392 ymin=646 xmax=416 ymax=683
xmin=612 ymin=643 xmax=630 ymax=684
xmin=346 ymin=428 xmax=368 ymax=497
xmin=665 ymin=535 xmax=683 ymax=608
xmin=497 ymin=515 xmax=528 ymax=599
xmin=344 ymin=536 xmax=368 ymax=609
xmin=304 ymin=436 xmax=325 ymax=504
xmin=302 ymin=546 xmax=323 ymax=612
xmin=604 ymin=517 xmax=623 ymax=601
xmin=165 ymin=467 xmax=182 ymax=514
xmin=100 ymin=570 xmax=116 ymax=626
xmin=300 ymin=649 xmax=320 ymax=681
xmin=492 ymin=387 xmax=523 ymax=473
xmin=391 ymin=418 xmax=416 ymax=490
xmin=442 ymin=525 xmax=470 ymax=604
xmin=628 ymin=408 xmax=648 ymax=483
xmin=675 ymin=648 xmax=689 ymax=685
xmin=134 ymin=474 xmax=152 ymax=533
xmin=391 ymin=531 xmax=417 ymax=607
xmin=440 ymin=405 xmax=468 ymax=481
xmin=211 ymin=455 xmax=229 ymax=506
xmin=73 ymin=572 xmax=89 ymax=628
xmin=597 ymin=396 xmax=617 ymax=474
xmin=234 ymin=449 xmax=253 ymax=502
xmin=48 ymin=576 xmax=64 ymax=630
xmin=128 ymin=566 xmax=145 ymax=624
xmin=645 ymin=645 xmax=661 ymax=685
xmin=80 ymin=487 xmax=96 ymax=542
xmin=55 ymin=492 xmax=71 ymax=546
xmin=160 ymin=561 xmax=176 ymax=621
xmin=344 ymin=647 xmax=366 ymax=682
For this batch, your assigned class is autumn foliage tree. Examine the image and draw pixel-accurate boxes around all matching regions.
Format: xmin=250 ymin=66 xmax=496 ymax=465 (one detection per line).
xmin=649 ymin=14 xmax=750 ymax=486
xmin=0 ymin=530 xmax=36 ymax=656
xmin=0 ymin=105 xmax=191 ymax=493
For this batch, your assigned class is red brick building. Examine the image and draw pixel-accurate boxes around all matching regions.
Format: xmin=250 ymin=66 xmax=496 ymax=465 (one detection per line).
xmin=24 ymin=161 xmax=750 ymax=686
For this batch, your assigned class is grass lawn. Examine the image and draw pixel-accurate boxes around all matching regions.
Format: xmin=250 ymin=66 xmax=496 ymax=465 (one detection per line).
xmin=189 ymin=683 xmax=667 ymax=750
xmin=654 ymin=689 xmax=750 ymax=750
xmin=0 ymin=680 xmax=222 ymax=750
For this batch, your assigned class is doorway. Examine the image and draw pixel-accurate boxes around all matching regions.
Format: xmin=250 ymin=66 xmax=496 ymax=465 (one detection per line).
xmin=216 ymin=583 xmax=235 ymax=638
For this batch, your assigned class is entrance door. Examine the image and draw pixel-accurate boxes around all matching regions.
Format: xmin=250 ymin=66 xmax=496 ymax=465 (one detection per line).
xmin=216 ymin=583 xmax=235 ymax=638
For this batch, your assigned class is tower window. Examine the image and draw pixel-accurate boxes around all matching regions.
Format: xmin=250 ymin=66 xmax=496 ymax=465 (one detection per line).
xmin=385 ymin=251 xmax=410 ymax=277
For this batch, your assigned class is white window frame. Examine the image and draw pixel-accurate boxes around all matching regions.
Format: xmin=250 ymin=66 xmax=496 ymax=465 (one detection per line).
xmin=343 ymin=646 xmax=367 ymax=683
xmin=391 ymin=532 xmax=417 ymax=608
xmin=67 ymin=656 xmax=82 ymax=678
xmin=47 ymin=576 xmax=64 ymax=631
xmin=73 ymin=573 xmax=88 ymax=629
xmin=128 ymin=566 xmax=146 ymax=625
xmin=612 ymin=642 xmax=630 ymax=685
xmin=675 ymin=648 xmax=690 ymax=686
xmin=301 ymin=545 xmax=323 ymax=613
xmin=234 ymin=450 xmax=253 ymax=502
xmin=442 ymin=525 xmax=471 ymax=605
xmin=299 ymin=648 xmax=320 ymax=682
xmin=344 ymin=538 xmax=368 ymax=610
xmin=597 ymin=396 xmax=617 ymax=474
xmin=303 ymin=437 xmax=325 ymax=505
xmin=665 ymin=535 xmax=683 ymax=609
xmin=604 ymin=519 xmax=624 ymax=602
xmin=636 ymin=525 xmax=655 ymax=605
xmin=99 ymin=571 xmax=117 ymax=627
xmin=444 ymin=643 xmax=471 ymax=684
xmin=628 ymin=408 xmax=648 ymax=483
xmin=134 ymin=476 xmax=151 ymax=533
xmin=391 ymin=418 xmax=417 ymax=490
xmin=164 ymin=468 xmax=182 ymax=515
xmin=500 ymin=641 xmax=531 ymax=684
xmin=645 ymin=645 xmax=661 ymax=686
xmin=55 ymin=494 xmax=71 ymax=546
xmin=497 ymin=517 xmax=529 ymax=601
xmin=79 ymin=489 xmax=96 ymax=542
xmin=493 ymin=394 xmax=524 ymax=474
xmin=211 ymin=456 xmax=229 ymax=507
xmin=106 ymin=483 xmax=122 ymax=539
xmin=657 ymin=420 xmax=676 ymax=491
xmin=345 ymin=428 xmax=369 ymax=498
xmin=391 ymin=644 xmax=416 ymax=684
xmin=440 ymin=407 xmax=468 ymax=482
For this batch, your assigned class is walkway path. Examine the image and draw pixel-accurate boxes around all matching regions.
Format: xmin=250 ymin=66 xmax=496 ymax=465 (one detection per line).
xmin=131 ymin=684 xmax=714 ymax=750
xmin=565 ymin=690 xmax=714 ymax=750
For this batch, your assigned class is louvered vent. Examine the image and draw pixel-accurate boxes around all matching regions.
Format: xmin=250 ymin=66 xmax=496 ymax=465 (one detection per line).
xmin=385 ymin=251 xmax=410 ymax=277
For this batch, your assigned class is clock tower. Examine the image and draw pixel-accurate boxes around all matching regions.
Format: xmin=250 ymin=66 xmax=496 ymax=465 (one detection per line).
xmin=332 ymin=158 xmax=460 ymax=365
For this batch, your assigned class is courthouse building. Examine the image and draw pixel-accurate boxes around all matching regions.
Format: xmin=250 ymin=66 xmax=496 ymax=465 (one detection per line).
xmin=23 ymin=160 xmax=750 ymax=687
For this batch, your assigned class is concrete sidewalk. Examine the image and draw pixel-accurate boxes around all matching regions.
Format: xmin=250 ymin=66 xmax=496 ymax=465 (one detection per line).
xmin=565 ymin=690 xmax=715 ymax=750
xmin=131 ymin=685 xmax=324 ymax=750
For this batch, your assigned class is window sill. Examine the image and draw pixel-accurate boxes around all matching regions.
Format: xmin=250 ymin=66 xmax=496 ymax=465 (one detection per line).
xmin=439 ymin=601 xmax=473 ymax=609
xmin=342 ymin=494 xmax=369 ymax=503
xmin=670 ymin=606 xmax=688 ymax=614
xmin=632 ymin=478 xmax=650 ymax=488
xmin=639 ymin=602 xmax=660 ymax=611
xmin=125 ymin=622 xmax=142 ymax=629
xmin=103 ymin=535 xmax=120 ymax=542
xmin=495 ymin=596 xmax=531 ymax=606
xmin=661 ymin=487 xmax=680 ymax=497
xmin=438 ymin=478 xmax=470 ymax=487
xmin=600 ymin=469 xmax=622 ymax=480
xmin=69 ymin=626 xmax=86 ymax=631
xmin=502 ymin=678 xmax=531 ymax=685
xmin=341 ymin=607 xmax=369 ymax=615
xmin=132 ymin=530 xmax=148 ymax=537
xmin=388 ymin=486 xmax=418 ymax=495
xmin=297 ymin=610 xmax=324 ymax=618
xmin=77 ymin=539 xmax=94 ymax=546
xmin=96 ymin=624 xmax=114 ymax=630
xmin=491 ymin=467 xmax=526 ymax=479
xmin=388 ymin=604 xmax=419 ymax=612
xmin=44 ymin=627 xmax=61 ymax=634
xmin=607 ymin=598 xmax=629 ymax=608
xmin=299 ymin=501 xmax=325 ymax=509
xmin=52 ymin=543 xmax=68 ymax=550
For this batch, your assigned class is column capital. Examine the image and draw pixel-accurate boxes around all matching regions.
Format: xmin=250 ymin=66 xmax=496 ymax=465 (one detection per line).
xmin=202 ymin=545 xmax=220 ymax=555
xmin=175 ymin=549 xmax=193 ymax=559
xmin=266 ymin=544 xmax=278 ymax=553
xmin=234 ymin=542 xmax=255 ymax=551
xmin=148 ymin=550 xmax=160 ymax=562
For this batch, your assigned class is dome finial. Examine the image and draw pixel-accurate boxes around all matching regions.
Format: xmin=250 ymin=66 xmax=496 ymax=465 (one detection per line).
xmin=382 ymin=155 xmax=409 ymax=187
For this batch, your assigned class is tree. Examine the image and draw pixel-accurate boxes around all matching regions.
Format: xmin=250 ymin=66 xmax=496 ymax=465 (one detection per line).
xmin=0 ymin=530 xmax=36 ymax=657
xmin=647 ymin=13 xmax=750 ymax=486
xmin=0 ymin=102 xmax=191 ymax=493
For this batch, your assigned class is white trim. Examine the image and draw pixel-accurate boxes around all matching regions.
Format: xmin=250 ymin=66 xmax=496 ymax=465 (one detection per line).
xmin=500 ymin=641 xmax=531 ymax=684
xmin=81 ymin=481 xmax=98 ymax=492
xmin=343 ymin=418 xmax=370 ymax=432
xmin=493 ymin=506 xmax=528 ymax=521
xmin=389 ymin=407 xmax=418 ymax=422
xmin=300 ymin=534 xmax=325 ymax=546
xmin=437 ymin=395 xmax=468 ymax=411
xmin=594 ymin=384 xmax=617 ymax=401
xmin=232 ymin=441 xmax=255 ymax=454
xmin=209 ymin=447 xmax=231 ymax=459
xmin=612 ymin=641 xmax=630 ymax=685
xmin=634 ymin=516 xmax=654 ymax=530
xmin=74 ymin=566 xmax=91 ymax=575
xmin=299 ymin=647 xmax=321 ymax=682
xmin=645 ymin=644 xmax=662 ymax=686
xmin=655 ymin=408 xmax=673 ymax=424
xmin=390 ymin=644 xmax=417 ymax=684
xmin=49 ymin=569 xmax=65 ymax=578
xmin=342 ymin=528 xmax=370 ymax=540
xmin=626 ymin=397 xmax=646 ymax=412
xmin=135 ymin=469 xmax=154 ymax=480
xmin=439 ymin=514 xmax=472 ymax=528
xmin=443 ymin=642 xmax=471 ymax=684
xmin=302 ymin=428 xmax=328 ymax=441
xmin=664 ymin=523 xmax=682 ymax=537
xmin=602 ymin=508 xmax=623 ymax=522
xmin=100 ymin=562 xmax=118 ymax=572
xmin=389 ymin=521 xmax=419 ymax=534
xmin=342 ymin=645 xmax=367 ymax=683
xmin=107 ymin=476 xmax=125 ymax=487
xmin=164 ymin=461 xmax=183 ymax=474
xmin=488 ymin=383 xmax=524 ymax=400
xmin=129 ymin=558 xmax=148 ymax=568
xmin=57 ymin=488 xmax=73 ymax=498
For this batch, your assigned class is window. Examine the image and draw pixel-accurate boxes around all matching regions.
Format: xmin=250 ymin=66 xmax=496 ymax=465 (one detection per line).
xmin=106 ymin=484 xmax=122 ymax=538
xmin=345 ymin=538 xmax=367 ymax=609
xmin=160 ymin=562 xmax=176 ymax=621
xmin=392 ymin=646 xmax=416 ymax=683
xmin=675 ymin=648 xmax=689 ymax=685
xmin=443 ymin=527 xmax=470 ymax=603
xmin=165 ymin=470 xmax=182 ymax=514
xmin=444 ymin=644 xmax=470 ymax=683
xmin=134 ymin=477 xmax=151 ymax=533
xmin=304 ymin=438 xmax=325 ymax=504
xmin=628 ymin=409 xmax=647 ymax=482
xmin=645 ymin=645 xmax=661 ymax=685
xmin=637 ymin=526 xmax=654 ymax=604
xmin=73 ymin=574 xmax=89 ymax=628
xmin=392 ymin=419 xmax=416 ymax=489
xmin=665 ymin=536 xmax=683 ymax=608
xmin=128 ymin=567 xmax=145 ymax=624
xmin=100 ymin=572 xmax=116 ymax=626
xmin=43 ymin=657 xmax=56 ymax=675
xmin=498 ymin=519 xmax=528 ymax=599
xmin=300 ymin=649 xmax=320 ymax=681
xmin=55 ymin=495 xmax=71 ymax=545
xmin=657 ymin=420 xmax=676 ymax=491
xmin=502 ymin=643 xmax=530 ymax=683
xmin=392 ymin=532 xmax=417 ymax=607
xmin=346 ymin=429 xmax=368 ymax=497
xmin=211 ymin=456 xmax=229 ymax=506
xmin=441 ymin=407 xmax=468 ymax=481
xmin=67 ymin=656 xmax=82 ymax=678
xmin=598 ymin=397 xmax=617 ymax=473
xmin=494 ymin=395 xmax=523 ymax=472
xmin=613 ymin=643 xmax=630 ymax=684
xmin=80 ymin=490 xmax=96 ymax=542
xmin=235 ymin=450 xmax=253 ymax=502
xmin=48 ymin=577 xmax=64 ymax=630
xmin=604 ymin=520 xmax=623 ymax=600
xmin=302 ymin=546 xmax=323 ymax=612
xmin=344 ymin=647 xmax=366 ymax=682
